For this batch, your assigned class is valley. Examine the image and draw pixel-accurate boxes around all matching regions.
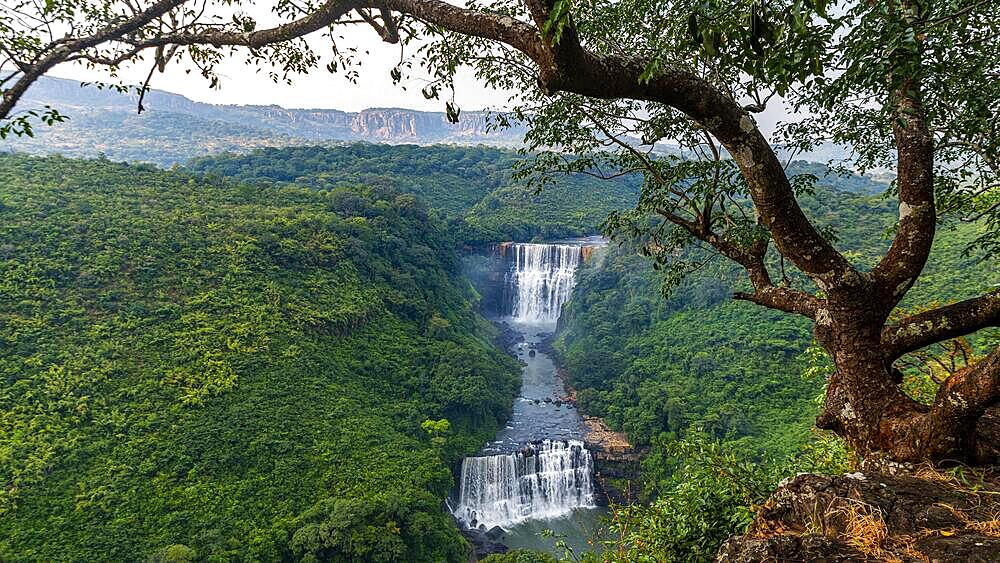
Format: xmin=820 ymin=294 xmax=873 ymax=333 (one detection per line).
xmin=455 ymin=241 xmax=606 ymax=556
xmin=2 ymin=3 xmax=999 ymax=561
xmin=1 ymin=143 xmax=995 ymax=561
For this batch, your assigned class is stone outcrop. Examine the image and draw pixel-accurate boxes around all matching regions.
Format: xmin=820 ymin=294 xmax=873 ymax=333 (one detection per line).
xmin=461 ymin=525 xmax=508 ymax=559
xmin=350 ymin=108 xmax=506 ymax=141
xmin=582 ymin=416 xmax=644 ymax=505
xmin=717 ymin=471 xmax=1000 ymax=562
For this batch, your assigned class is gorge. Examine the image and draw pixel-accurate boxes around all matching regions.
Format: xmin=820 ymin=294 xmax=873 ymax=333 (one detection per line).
xmin=4 ymin=146 xmax=998 ymax=562
xmin=456 ymin=240 xmax=606 ymax=555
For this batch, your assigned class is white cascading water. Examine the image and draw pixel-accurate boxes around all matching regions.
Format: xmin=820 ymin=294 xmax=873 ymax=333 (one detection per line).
xmin=506 ymin=243 xmax=582 ymax=324
xmin=453 ymin=440 xmax=596 ymax=529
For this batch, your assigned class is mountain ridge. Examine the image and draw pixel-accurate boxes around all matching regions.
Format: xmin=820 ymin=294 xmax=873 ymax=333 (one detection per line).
xmin=17 ymin=75 xmax=526 ymax=145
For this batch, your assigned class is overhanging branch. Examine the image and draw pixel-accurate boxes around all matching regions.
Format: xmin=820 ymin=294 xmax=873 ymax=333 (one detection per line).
xmin=0 ymin=0 xmax=189 ymax=120
xmin=883 ymin=289 xmax=1000 ymax=360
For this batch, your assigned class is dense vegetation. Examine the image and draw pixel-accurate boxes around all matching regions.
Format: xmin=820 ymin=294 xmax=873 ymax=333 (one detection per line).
xmin=188 ymin=144 xmax=641 ymax=244
xmin=595 ymin=432 xmax=848 ymax=562
xmin=556 ymin=183 xmax=1000 ymax=478
xmin=0 ymin=154 xmax=521 ymax=561
xmin=1 ymin=143 xmax=994 ymax=562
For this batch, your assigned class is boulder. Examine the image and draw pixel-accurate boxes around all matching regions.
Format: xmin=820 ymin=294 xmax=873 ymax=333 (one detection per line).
xmin=717 ymin=471 xmax=1000 ymax=563
xmin=462 ymin=527 xmax=508 ymax=559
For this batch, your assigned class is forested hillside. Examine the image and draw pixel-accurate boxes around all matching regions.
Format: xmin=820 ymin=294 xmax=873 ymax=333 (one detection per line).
xmin=0 ymin=155 xmax=520 ymax=561
xmin=187 ymin=144 xmax=642 ymax=244
xmin=188 ymin=146 xmax=886 ymax=247
xmin=556 ymin=184 xmax=1000 ymax=485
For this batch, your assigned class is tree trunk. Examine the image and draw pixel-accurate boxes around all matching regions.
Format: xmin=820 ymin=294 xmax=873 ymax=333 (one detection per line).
xmin=816 ymin=304 xmax=1000 ymax=465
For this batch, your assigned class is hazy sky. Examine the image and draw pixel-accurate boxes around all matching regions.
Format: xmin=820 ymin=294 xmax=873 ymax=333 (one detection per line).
xmin=51 ymin=6 xmax=512 ymax=114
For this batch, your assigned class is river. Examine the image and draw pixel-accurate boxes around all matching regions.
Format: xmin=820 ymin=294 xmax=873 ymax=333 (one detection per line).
xmin=456 ymin=239 xmax=608 ymax=557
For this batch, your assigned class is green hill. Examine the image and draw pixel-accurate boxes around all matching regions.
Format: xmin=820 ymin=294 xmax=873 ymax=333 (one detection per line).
xmin=187 ymin=144 xmax=642 ymax=244
xmin=0 ymin=154 xmax=519 ymax=561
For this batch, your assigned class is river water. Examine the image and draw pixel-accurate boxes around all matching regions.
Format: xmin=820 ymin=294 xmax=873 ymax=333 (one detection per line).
xmin=456 ymin=240 xmax=608 ymax=557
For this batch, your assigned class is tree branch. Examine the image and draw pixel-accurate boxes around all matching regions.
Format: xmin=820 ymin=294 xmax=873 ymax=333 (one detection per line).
xmin=872 ymin=77 xmax=937 ymax=308
xmin=0 ymin=0 xmax=190 ymax=121
xmin=924 ymin=345 xmax=1000 ymax=454
xmin=382 ymin=0 xmax=546 ymax=61
xmin=126 ymin=0 xmax=360 ymax=49
xmin=734 ymin=286 xmax=821 ymax=319
xmin=882 ymin=289 xmax=1000 ymax=360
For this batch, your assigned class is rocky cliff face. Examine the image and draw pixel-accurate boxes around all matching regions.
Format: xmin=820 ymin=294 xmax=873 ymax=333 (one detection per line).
xmin=717 ymin=471 xmax=1000 ymax=562
xmin=581 ymin=416 xmax=643 ymax=505
xmin=20 ymin=76 xmax=525 ymax=145
xmin=350 ymin=108 xmax=505 ymax=141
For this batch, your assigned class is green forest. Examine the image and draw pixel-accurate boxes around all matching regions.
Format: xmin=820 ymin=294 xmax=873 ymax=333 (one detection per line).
xmin=1 ymin=147 xmax=997 ymax=562
xmin=188 ymin=145 xmax=641 ymax=245
xmin=0 ymin=154 xmax=521 ymax=561
xmin=557 ymin=184 xmax=1000 ymax=473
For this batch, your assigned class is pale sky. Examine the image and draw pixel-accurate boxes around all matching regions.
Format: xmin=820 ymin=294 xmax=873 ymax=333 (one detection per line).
xmin=52 ymin=46 xmax=509 ymax=112
xmin=51 ymin=4 xmax=513 ymax=113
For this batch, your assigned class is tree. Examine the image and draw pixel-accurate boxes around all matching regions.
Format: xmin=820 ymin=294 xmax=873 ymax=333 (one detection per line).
xmin=2 ymin=0 xmax=998 ymax=465
xmin=421 ymin=417 xmax=452 ymax=448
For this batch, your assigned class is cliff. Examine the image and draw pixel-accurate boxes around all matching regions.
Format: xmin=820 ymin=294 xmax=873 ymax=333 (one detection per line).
xmin=17 ymin=76 xmax=526 ymax=145
xmin=717 ymin=470 xmax=1000 ymax=562
xmin=581 ymin=416 xmax=644 ymax=505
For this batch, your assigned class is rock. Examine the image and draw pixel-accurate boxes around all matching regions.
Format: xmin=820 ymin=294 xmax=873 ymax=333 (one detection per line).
xmin=717 ymin=471 xmax=1000 ymax=563
xmin=461 ymin=526 xmax=508 ymax=559
xmin=528 ymin=349 xmax=536 ymax=357
xmin=485 ymin=526 xmax=505 ymax=541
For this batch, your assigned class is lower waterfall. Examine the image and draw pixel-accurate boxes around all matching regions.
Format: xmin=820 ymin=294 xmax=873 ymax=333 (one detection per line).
xmin=453 ymin=440 xmax=596 ymax=529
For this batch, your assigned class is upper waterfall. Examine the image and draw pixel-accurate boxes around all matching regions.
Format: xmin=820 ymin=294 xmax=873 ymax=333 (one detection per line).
xmin=503 ymin=243 xmax=583 ymax=325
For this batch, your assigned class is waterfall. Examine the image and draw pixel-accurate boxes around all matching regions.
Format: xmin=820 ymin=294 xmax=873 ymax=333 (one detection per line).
xmin=454 ymin=440 xmax=596 ymax=530
xmin=504 ymin=243 xmax=583 ymax=325
xmin=455 ymin=240 xmax=602 ymax=537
